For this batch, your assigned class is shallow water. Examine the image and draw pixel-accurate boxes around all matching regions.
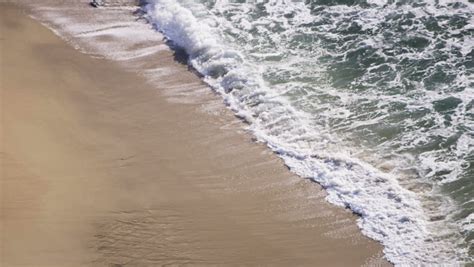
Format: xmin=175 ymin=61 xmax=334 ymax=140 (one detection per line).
xmin=143 ymin=0 xmax=473 ymax=264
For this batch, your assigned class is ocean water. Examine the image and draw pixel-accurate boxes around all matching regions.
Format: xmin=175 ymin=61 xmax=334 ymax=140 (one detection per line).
xmin=143 ymin=0 xmax=473 ymax=264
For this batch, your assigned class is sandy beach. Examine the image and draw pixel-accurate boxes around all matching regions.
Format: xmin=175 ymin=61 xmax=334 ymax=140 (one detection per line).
xmin=1 ymin=3 xmax=390 ymax=266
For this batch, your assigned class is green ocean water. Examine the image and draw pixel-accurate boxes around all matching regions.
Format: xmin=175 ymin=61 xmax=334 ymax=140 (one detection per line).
xmin=145 ymin=0 xmax=473 ymax=263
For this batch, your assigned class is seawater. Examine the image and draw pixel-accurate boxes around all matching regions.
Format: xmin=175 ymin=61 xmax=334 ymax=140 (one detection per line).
xmin=144 ymin=0 xmax=473 ymax=264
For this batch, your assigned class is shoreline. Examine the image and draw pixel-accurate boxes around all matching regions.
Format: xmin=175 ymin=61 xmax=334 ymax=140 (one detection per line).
xmin=1 ymin=3 xmax=390 ymax=266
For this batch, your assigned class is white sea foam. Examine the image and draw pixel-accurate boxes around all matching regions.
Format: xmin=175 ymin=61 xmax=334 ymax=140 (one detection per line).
xmin=144 ymin=0 xmax=471 ymax=264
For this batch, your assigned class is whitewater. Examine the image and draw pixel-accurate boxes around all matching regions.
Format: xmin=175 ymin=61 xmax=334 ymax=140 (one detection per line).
xmin=143 ymin=0 xmax=473 ymax=265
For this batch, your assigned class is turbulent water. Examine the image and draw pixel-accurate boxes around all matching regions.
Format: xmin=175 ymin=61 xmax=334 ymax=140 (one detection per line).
xmin=143 ymin=0 xmax=473 ymax=264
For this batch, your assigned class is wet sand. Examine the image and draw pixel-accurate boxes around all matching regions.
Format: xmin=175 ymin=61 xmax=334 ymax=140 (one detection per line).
xmin=1 ymin=3 xmax=390 ymax=266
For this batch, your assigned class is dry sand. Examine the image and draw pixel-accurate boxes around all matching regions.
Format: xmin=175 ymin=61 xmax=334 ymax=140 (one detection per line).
xmin=1 ymin=3 xmax=390 ymax=266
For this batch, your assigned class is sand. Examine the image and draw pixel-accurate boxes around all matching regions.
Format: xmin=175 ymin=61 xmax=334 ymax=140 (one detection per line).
xmin=1 ymin=3 xmax=390 ymax=266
